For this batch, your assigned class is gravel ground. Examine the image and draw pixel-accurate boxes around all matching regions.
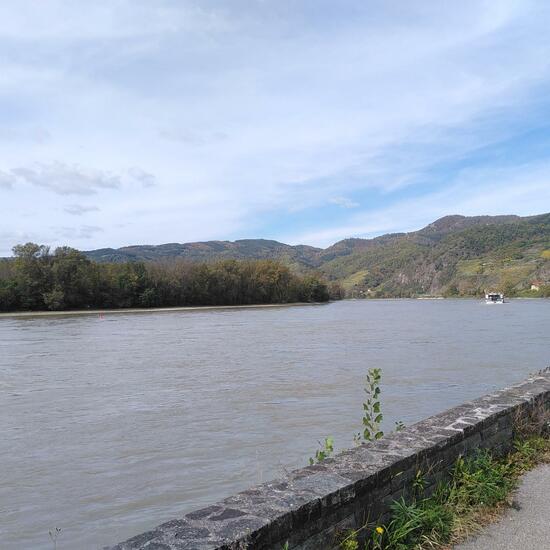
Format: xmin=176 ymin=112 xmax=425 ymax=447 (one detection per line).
xmin=454 ymin=463 xmax=550 ymax=549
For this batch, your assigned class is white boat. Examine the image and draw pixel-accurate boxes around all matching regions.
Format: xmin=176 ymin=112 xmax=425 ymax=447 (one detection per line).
xmin=485 ymin=292 xmax=504 ymax=304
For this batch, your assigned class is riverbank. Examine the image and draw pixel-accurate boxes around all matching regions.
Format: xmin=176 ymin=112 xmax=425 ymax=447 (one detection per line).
xmin=3 ymin=297 xmax=546 ymax=318
xmin=105 ymin=368 xmax=550 ymax=550
xmin=0 ymin=301 xmax=326 ymax=319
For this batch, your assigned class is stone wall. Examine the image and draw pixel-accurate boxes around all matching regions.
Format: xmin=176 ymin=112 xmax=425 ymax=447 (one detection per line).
xmin=107 ymin=368 xmax=550 ymax=550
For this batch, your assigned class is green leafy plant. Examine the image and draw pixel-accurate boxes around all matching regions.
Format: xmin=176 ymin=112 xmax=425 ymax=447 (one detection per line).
xmin=360 ymin=368 xmax=384 ymax=442
xmin=511 ymin=436 xmax=548 ymax=472
xmin=339 ymin=530 xmax=359 ymax=550
xmin=387 ymin=497 xmax=454 ymax=549
xmin=394 ymin=420 xmax=405 ymax=432
xmin=447 ymin=451 xmax=512 ymax=512
xmin=309 ymin=436 xmax=335 ymax=465
xmin=412 ymin=469 xmax=426 ymax=496
xmin=312 ymin=368 xmax=386 ymax=465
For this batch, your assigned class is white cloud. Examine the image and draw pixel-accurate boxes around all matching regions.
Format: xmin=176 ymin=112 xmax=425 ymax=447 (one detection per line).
xmin=329 ymin=197 xmax=359 ymax=209
xmin=0 ymin=171 xmax=15 ymax=189
xmin=0 ymin=1 xmax=232 ymax=41
xmin=53 ymin=225 xmax=103 ymax=239
xmin=0 ymin=127 xmax=50 ymax=143
xmin=3 ymin=163 xmax=158 ymax=196
xmin=63 ymin=204 xmax=100 ymax=215
xmin=159 ymin=129 xmax=229 ymax=146
xmin=12 ymin=163 xmax=120 ymax=195
xmin=127 ymin=168 xmax=156 ymax=188
xmin=0 ymin=230 xmax=34 ymax=255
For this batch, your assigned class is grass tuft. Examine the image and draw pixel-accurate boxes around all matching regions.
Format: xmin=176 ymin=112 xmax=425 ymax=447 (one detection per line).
xmin=343 ymin=434 xmax=550 ymax=550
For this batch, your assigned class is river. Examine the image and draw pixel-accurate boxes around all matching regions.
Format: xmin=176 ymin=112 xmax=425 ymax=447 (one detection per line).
xmin=1 ymin=299 xmax=549 ymax=549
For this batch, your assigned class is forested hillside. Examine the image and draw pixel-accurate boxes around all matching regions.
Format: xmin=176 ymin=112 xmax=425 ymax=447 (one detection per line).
xmin=321 ymin=213 xmax=550 ymax=297
xmin=86 ymin=239 xmax=321 ymax=273
xmin=84 ymin=213 xmax=550 ymax=298
xmin=2 ymin=213 xmax=548 ymax=310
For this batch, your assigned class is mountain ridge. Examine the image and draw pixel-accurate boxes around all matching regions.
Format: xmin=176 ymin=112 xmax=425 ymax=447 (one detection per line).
xmin=84 ymin=213 xmax=550 ymax=297
xmin=84 ymin=213 xmax=536 ymax=264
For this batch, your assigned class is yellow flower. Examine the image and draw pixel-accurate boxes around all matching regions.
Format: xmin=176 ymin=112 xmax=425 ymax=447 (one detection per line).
xmin=375 ymin=526 xmax=384 ymax=535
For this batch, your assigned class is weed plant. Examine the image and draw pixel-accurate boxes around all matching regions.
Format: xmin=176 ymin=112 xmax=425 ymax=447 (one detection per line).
xmin=311 ymin=368 xmax=387 ymax=465
xmin=336 ymin=435 xmax=549 ymax=550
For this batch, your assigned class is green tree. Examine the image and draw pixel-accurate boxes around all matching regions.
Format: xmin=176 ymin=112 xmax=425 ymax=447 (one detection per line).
xmin=0 ymin=280 xmax=19 ymax=311
xmin=12 ymin=243 xmax=52 ymax=310
xmin=43 ymin=287 xmax=66 ymax=311
xmin=51 ymin=247 xmax=94 ymax=308
xmin=2 ymin=243 xmax=331 ymax=312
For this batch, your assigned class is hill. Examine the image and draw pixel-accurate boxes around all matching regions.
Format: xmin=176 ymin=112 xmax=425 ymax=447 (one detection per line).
xmin=85 ymin=239 xmax=322 ymax=273
xmin=85 ymin=213 xmax=550 ymax=297
xmin=319 ymin=213 xmax=550 ymax=297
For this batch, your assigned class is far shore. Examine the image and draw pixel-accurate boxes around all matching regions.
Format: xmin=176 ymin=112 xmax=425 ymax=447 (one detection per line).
xmin=1 ymin=296 xmax=546 ymax=319
xmin=0 ymin=301 xmax=327 ymax=319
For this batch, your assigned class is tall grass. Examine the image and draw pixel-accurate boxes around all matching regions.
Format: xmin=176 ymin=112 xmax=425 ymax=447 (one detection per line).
xmin=338 ymin=435 xmax=549 ymax=550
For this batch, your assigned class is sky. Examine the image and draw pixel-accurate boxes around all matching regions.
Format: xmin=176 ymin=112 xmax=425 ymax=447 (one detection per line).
xmin=1 ymin=0 xmax=550 ymax=255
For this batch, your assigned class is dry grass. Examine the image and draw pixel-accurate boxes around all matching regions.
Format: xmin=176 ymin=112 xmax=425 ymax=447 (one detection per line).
xmin=441 ymin=500 xmax=511 ymax=549
xmin=513 ymin=400 xmax=550 ymax=440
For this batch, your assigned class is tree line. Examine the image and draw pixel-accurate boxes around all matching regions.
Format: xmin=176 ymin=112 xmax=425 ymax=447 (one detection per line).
xmin=0 ymin=243 xmax=340 ymax=312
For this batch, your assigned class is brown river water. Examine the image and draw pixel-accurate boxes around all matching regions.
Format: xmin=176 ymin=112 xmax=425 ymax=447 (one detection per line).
xmin=1 ymin=299 xmax=549 ymax=549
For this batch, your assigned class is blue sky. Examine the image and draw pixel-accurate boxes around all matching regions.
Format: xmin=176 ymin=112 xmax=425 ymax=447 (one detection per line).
xmin=1 ymin=0 xmax=550 ymax=255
